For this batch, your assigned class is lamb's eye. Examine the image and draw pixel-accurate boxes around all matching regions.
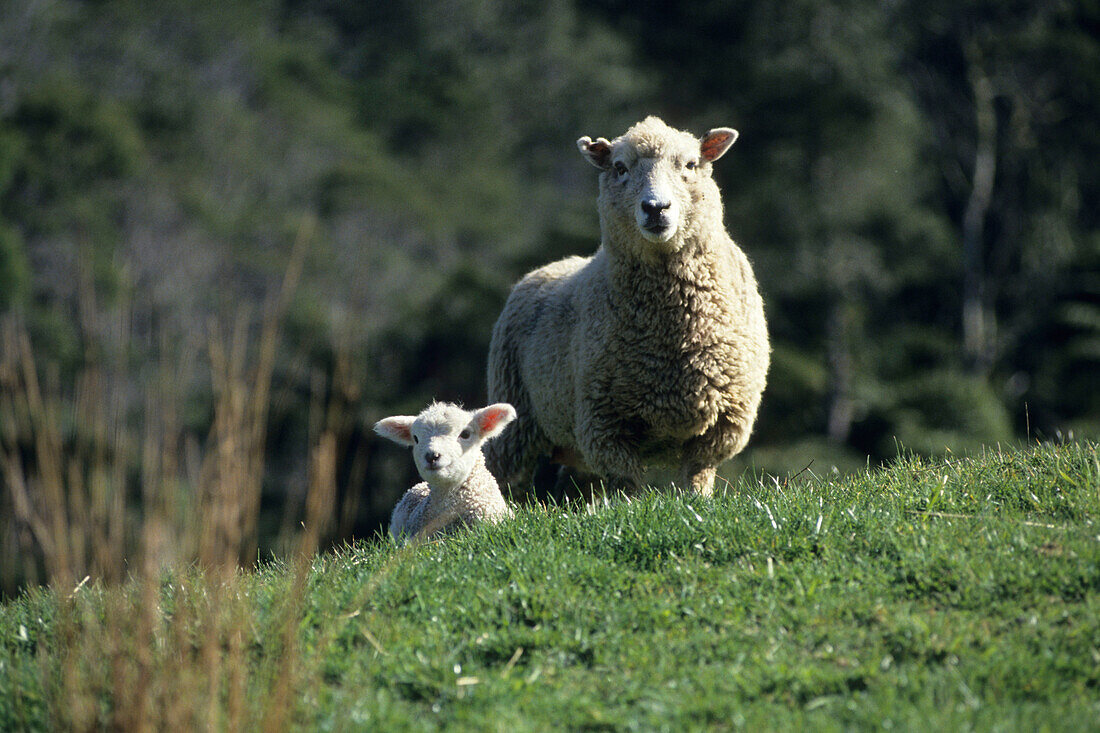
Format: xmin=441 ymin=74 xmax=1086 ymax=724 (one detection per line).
xmin=413 ymin=435 xmax=419 ymax=444
xmin=686 ymin=159 xmax=698 ymax=171
xmin=459 ymin=429 xmax=471 ymax=440
xmin=613 ymin=161 xmax=629 ymax=177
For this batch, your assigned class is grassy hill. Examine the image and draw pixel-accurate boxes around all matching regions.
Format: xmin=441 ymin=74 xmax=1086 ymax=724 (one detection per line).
xmin=2 ymin=440 xmax=1099 ymax=730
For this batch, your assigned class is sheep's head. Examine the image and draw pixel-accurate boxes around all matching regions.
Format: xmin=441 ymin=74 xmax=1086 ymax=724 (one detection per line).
xmin=374 ymin=402 xmax=516 ymax=490
xmin=578 ymin=116 xmax=737 ymax=257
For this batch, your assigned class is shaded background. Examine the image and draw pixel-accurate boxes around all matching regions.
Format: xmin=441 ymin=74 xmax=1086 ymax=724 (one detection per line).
xmin=1 ymin=0 xmax=1097 ymax=586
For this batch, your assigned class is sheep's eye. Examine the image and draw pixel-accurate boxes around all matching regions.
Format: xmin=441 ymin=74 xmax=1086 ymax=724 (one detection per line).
xmin=413 ymin=435 xmax=419 ymax=444
xmin=613 ymin=161 xmax=629 ymax=177
xmin=686 ymin=159 xmax=698 ymax=171
xmin=459 ymin=429 xmax=471 ymax=440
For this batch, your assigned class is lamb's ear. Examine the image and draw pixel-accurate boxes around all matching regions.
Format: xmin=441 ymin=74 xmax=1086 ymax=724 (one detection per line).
xmin=374 ymin=416 xmax=416 ymax=446
xmin=472 ymin=403 xmax=517 ymax=441
xmin=700 ymin=128 xmax=739 ymax=163
xmin=577 ymin=136 xmax=612 ymax=170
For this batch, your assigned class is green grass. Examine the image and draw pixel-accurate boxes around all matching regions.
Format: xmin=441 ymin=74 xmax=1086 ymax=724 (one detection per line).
xmin=3 ymin=441 xmax=1100 ymax=730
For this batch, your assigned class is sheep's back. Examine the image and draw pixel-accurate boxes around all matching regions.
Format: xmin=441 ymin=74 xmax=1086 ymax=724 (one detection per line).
xmin=490 ymin=255 xmax=593 ymax=443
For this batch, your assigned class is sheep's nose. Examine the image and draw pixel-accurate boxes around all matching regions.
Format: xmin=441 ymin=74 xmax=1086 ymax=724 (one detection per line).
xmin=424 ymin=450 xmax=442 ymax=467
xmin=641 ymin=199 xmax=671 ymax=216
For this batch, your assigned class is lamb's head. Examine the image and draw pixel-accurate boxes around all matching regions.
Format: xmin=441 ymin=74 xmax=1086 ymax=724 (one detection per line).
xmin=374 ymin=402 xmax=516 ymax=490
xmin=578 ymin=116 xmax=737 ymax=257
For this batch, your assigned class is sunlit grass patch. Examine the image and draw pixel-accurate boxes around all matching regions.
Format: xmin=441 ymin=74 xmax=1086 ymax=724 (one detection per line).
xmin=3 ymin=440 xmax=1099 ymax=730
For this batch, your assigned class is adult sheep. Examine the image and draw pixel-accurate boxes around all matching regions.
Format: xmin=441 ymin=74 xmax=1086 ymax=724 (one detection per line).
xmin=486 ymin=116 xmax=770 ymax=497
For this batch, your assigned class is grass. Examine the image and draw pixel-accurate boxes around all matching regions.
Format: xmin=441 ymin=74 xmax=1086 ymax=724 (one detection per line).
xmin=1 ymin=440 xmax=1098 ymax=730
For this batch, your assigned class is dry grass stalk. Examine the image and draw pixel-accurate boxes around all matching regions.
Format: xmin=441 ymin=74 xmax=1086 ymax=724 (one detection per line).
xmin=1 ymin=217 xmax=336 ymax=730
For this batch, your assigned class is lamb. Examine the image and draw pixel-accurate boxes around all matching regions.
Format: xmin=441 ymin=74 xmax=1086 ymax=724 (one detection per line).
xmin=486 ymin=116 xmax=770 ymax=497
xmin=374 ymin=402 xmax=516 ymax=543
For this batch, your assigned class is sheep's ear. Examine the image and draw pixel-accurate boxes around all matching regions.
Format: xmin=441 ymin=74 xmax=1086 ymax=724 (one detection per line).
xmin=700 ymin=128 xmax=739 ymax=163
xmin=472 ymin=403 xmax=517 ymax=441
xmin=577 ymin=136 xmax=612 ymax=170
xmin=374 ymin=416 xmax=416 ymax=446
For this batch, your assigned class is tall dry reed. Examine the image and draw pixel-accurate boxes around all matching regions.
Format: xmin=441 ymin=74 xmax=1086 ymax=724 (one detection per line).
xmin=0 ymin=219 xmax=344 ymax=730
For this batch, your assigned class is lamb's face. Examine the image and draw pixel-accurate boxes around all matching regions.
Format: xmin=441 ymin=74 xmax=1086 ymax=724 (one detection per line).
xmin=578 ymin=116 xmax=738 ymax=256
xmin=374 ymin=402 xmax=517 ymax=491
xmin=409 ymin=404 xmax=486 ymax=488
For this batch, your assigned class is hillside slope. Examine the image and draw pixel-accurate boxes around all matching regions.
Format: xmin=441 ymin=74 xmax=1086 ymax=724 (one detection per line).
xmin=2 ymin=441 xmax=1098 ymax=730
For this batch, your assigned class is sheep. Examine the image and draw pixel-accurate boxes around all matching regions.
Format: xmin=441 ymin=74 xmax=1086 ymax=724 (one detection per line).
xmin=374 ymin=401 xmax=516 ymax=543
xmin=486 ymin=116 xmax=770 ymax=497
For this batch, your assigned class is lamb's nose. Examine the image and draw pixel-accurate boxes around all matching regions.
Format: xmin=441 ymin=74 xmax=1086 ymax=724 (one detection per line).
xmin=424 ymin=450 xmax=442 ymax=466
xmin=641 ymin=199 xmax=671 ymax=216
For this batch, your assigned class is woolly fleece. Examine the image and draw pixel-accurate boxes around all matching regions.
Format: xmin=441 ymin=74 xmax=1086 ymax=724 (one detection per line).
xmin=486 ymin=116 xmax=770 ymax=495
xmin=376 ymin=402 xmax=515 ymax=543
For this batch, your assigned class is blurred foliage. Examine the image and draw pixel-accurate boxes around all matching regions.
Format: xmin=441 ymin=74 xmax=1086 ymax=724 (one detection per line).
xmin=0 ymin=0 xmax=1097 ymax=563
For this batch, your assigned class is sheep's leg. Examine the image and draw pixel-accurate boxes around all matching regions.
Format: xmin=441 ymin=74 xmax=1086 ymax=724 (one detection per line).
xmin=576 ymin=429 xmax=642 ymax=490
xmin=678 ymin=463 xmax=717 ymax=497
xmin=552 ymin=466 xmax=610 ymax=503
xmin=680 ymin=415 xmax=750 ymax=496
xmin=576 ymin=402 xmax=645 ymax=493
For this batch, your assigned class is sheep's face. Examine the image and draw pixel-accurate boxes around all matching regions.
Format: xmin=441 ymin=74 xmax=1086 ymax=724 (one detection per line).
xmin=578 ymin=116 xmax=738 ymax=256
xmin=613 ymin=152 xmax=685 ymax=245
xmin=375 ymin=402 xmax=516 ymax=490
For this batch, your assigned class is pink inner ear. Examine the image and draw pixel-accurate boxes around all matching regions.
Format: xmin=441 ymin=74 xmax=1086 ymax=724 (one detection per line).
xmin=583 ymin=138 xmax=612 ymax=168
xmin=477 ymin=407 xmax=509 ymax=434
xmin=701 ymin=131 xmax=735 ymax=162
xmin=588 ymin=140 xmax=609 ymax=156
xmin=377 ymin=418 xmax=413 ymax=444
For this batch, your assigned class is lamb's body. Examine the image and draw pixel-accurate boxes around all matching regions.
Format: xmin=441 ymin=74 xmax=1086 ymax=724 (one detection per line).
xmin=375 ymin=402 xmax=515 ymax=543
xmin=388 ymin=453 xmax=511 ymax=541
xmin=487 ymin=117 xmax=769 ymax=495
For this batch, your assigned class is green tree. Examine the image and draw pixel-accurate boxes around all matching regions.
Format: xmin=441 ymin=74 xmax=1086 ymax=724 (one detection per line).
xmin=590 ymin=0 xmax=1099 ymax=466
xmin=894 ymin=0 xmax=1100 ymax=434
xmin=0 ymin=127 xmax=30 ymax=309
